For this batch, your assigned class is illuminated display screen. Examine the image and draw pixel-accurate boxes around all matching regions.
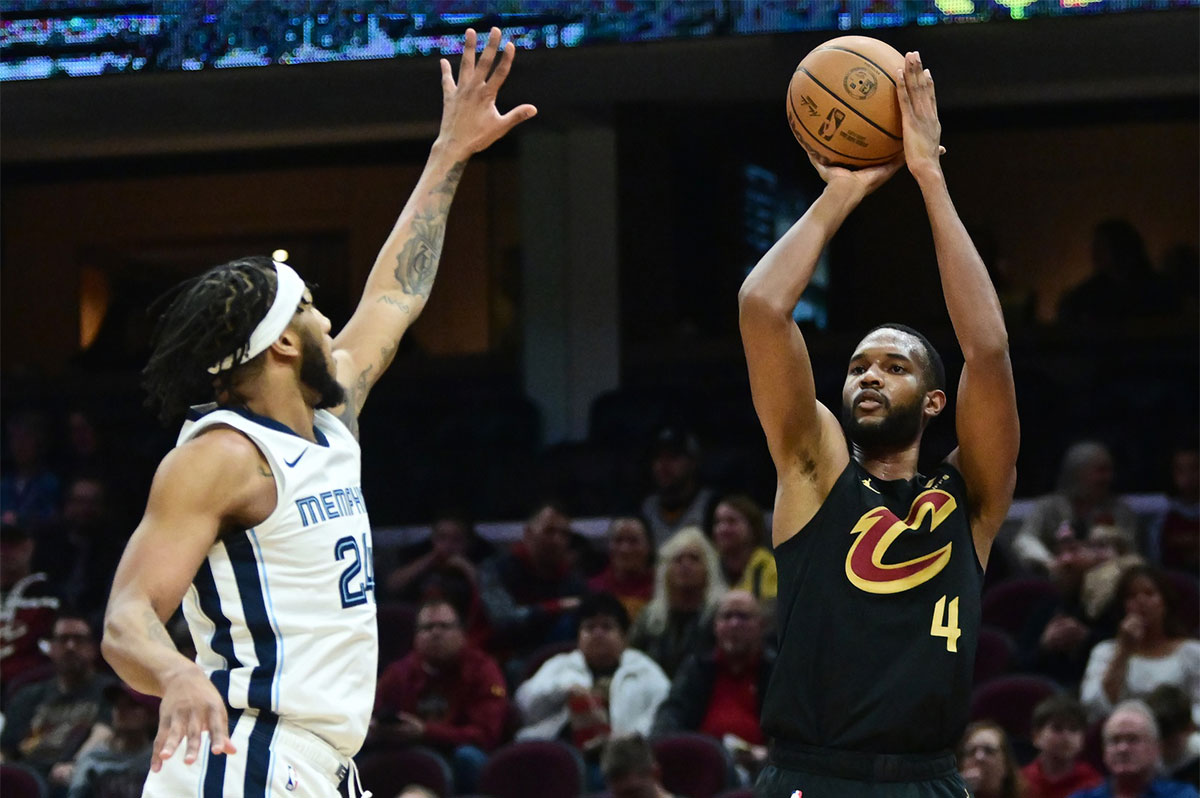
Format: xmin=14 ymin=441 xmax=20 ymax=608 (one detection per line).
xmin=0 ymin=0 xmax=1194 ymax=82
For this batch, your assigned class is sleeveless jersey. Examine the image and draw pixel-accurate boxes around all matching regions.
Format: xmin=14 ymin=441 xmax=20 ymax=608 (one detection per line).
xmin=177 ymin=405 xmax=377 ymax=757
xmin=761 ymin=459 xmax=982 ymax=755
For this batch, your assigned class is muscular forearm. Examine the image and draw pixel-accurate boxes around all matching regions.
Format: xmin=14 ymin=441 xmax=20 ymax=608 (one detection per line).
xmin=362 ymin=141 xmax=470 ymax=317
xmin=739 ymin=179 xmax=864 ymax=314
xmin=102 ymin=600 xmax=198 ymax=697
xmin=914 ymin=169 xmax=1008 ymax=360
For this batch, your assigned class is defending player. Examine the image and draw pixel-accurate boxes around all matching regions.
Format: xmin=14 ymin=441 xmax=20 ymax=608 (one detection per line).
xmin=739 ymin=53 xmax=1019 ymax=797
xmin=100 ymin=28 xmax=535 ymax=798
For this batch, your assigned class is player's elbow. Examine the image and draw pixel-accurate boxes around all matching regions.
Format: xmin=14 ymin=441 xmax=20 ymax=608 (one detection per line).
xmin=962 ymin=336 xmax=1011 ymax=365
xmin=738 ymin=284 xmax=791 ymax=325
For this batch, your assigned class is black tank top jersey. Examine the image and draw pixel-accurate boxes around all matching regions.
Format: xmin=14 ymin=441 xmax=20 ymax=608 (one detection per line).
xmin=762 ymin=459 xmax=984 ymax=756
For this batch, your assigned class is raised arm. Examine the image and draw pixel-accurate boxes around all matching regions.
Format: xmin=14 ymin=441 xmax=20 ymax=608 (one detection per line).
xmin=738 ymin=149 xmax=900 ymax=537
xmin=332 ymin=27 xmax=536 ymax=424
xmin=102 ymin=430 xmax=273 ymax=772
xmin=897 ymin=52 xmax=1019 ymax=552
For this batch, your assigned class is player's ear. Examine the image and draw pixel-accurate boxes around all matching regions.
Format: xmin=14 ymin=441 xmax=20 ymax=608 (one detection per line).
xmin=923 ymin=388 xmax=947 ymax=419
xmin=271 ymin=326 xmax=303 ymax=359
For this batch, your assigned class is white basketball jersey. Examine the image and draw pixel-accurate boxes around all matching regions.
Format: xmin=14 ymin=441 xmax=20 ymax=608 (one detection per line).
xmin=176 ymin=405 xmax=377 ymax=758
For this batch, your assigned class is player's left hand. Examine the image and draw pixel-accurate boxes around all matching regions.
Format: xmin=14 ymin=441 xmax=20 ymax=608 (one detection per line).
xmin=437 ymin=27 xmax=538 ymax=158
xmin=896 ymin=51 xmax=947 ymax=179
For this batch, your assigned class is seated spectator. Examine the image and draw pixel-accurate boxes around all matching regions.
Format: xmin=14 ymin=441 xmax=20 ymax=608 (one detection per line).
xmin=629 ymin=527 xmax=724 ymax=679
xmin=1081 ymin=565 xmax=1200 ymax=722
xmin=1 ymin=522 xmax=59 ymax=699
xmin=1021 ymin=695 xmax=1103 ymax=798
xmin=1057 ymin=218 xmax=1177 ymax=326
xmin=66 ymin=683 xmax=157 ymax=798
xmin=1013 ymin=441 xmax=1139 ymax=574
xmin=958 ymin=720 xmax=1027 ymax=798
xmin=477 ymin=500 xmax=586 ymax=664
xmin=1148 ymin=443 xmax=1199 ymax=576
xmin=0 ymin=412 xmax=61 ymax=528
xmin=33 ymin=475 xmax=127 ymax=618
xmin=0 ymin=613 xmax=114 ymax=791
xmin=641 ymin=426 xmax=716 ymax=547
xmin=601 ymin=733 xmax=679 ymax=798
xmin=383 ymin=510 xmax=493 ymax=647
xmin=514 ymin=592 xmax=669 ymax=763
xmin=1070 ymin=700 xmax=1200 ymax=798
xmin=652 ymin=590 xmax=772 ymax=782
xmin=709 ymin=494 xmax=776 ymax=602
xmin=1017 ymin=534 xmax=1123 ymax=689
xmin=588 ymin=516 xmax=655 ymax=624
xmin=1146 ymin=684 xmax=1200 ymax=786
xmin=371 ymin=598 xmax=508 ymax=794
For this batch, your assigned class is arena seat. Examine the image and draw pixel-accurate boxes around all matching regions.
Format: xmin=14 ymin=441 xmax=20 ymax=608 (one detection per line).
xmin=973 ymin=625 xmax=1017 ymax=686
xmin=357 ymin=746 xmax=453 ymax=798
xmin=651 ymin=733 xmax=731 ymax=798
xmin=478 ymin=739 xmax=586 ymax=798
xmin=980 ymin=577 xmax=1059 ymax=636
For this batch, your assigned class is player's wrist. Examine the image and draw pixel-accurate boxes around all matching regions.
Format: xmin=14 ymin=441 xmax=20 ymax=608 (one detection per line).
xmin=909 ymin=161 xmax=945 ymax=188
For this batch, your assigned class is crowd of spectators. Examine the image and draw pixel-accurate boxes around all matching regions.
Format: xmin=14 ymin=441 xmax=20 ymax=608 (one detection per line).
xmin=0 ymin=396 xmax=1196 ymax=797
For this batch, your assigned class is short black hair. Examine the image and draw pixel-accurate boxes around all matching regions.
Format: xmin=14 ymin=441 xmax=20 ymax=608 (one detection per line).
xmin=142 ymin=256 xmax=280 ymax=425
xmin=601 ymin=733 xmax=657 ymax=783
xmin=1031 ymin=694 xmax=1087 ymax=733
xmin=862 ymin=322 xmax=946 ymax=392
xmin=578 ymin=591 xmax=631 ymax=634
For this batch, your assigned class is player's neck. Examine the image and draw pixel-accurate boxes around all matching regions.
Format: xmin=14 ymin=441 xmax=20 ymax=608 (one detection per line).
xmin=852 ymin=442 xmax=921 ymax=482
xmin=239 ymin=372 xmax=319 ymax=443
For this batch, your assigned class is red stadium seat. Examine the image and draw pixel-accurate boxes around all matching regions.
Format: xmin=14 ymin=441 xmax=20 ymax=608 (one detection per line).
xmin=981 ymin=577 xmax=1060 ymax=636
xmin=376 ymin=601 xmax=418 ymax=672
xmin=970 ymin=674 xmax=1061 ymax=744
xmin=973 ymin=625 xmax=1017 ymax=686
xmin=0 ymin=764 xmax=46 ymax=798
xmin=651 ymin=733 xmax=731 ymax=798
xmin=479 ymin=739 xmax=586 ymax=798
xmin=357 ymin=746 xmax=453 ymax=798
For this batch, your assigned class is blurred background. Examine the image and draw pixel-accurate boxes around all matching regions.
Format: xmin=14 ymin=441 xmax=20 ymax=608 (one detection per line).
xmin=1 ymin=0 xmax=1197 ymax=529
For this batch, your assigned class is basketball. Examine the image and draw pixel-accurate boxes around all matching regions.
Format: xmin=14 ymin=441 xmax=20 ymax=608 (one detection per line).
xmin=786 ymin=36 xmax=906 ymax=168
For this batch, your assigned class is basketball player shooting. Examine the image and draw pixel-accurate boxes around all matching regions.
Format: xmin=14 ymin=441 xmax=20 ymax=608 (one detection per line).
xmin=101 ymin=28 xmax=535 ymax=798
xmin=740 ymin=53 xmax=1019 ymax=797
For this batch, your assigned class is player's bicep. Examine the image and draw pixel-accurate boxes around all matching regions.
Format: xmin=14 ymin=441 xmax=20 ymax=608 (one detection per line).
xmin=950 ymin=354 xmax=1019 ymax=533
xmin=740 ymin=303 xmax=827 ymax=469
xmin=332 ymin=295 xmax=410 ymax=410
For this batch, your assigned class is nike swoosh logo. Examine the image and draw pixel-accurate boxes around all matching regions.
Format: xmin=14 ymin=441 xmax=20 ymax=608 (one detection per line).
xmin=284 ymin=450 xmax=307 ymax=468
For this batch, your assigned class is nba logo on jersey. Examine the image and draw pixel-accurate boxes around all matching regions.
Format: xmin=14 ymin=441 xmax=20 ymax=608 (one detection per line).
xmin=286 ymin=764 xmax=299 ymax=791
xmin=790 ymin=791 xmax=803 ymax=798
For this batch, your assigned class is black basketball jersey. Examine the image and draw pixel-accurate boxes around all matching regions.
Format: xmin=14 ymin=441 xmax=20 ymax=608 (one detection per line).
xmin=761 ymin=459 xmax=983 ymax=755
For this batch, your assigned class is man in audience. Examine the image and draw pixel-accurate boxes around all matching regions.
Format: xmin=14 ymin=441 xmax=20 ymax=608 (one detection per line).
xmin=371 ymin=598 xmax=508 ymax=794
xmin=1 ymin=522 xmax=59 ymax=701
xmin=652 ymin=590 xmax=772 ymax=779
xmin=1070 ymin=700 xmax=1199 ymax=798
xmin=601 ymin=733 xmax=679 ymax=798
xmin=1146 ymin=684 xmax=1200 ymax=787
xmin=34 ymin=476 xmax=126 ymax=618
xmin=478 ymin=500 xmax=587 ymax=665
xmin=1 ymin=613 xmax=113 ymax=792
xmin=640 ymin=426 xmax=716 ymax=547
xmin=1021 ymin=695 xmax=1103 ymax=798
xmin=515 ymin=592 xmax=669 ymax=788
xmin=67 ymin=682 xmax=157 ymax=798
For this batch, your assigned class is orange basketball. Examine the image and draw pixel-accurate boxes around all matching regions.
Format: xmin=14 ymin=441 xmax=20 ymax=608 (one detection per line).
xmin=786 ymin=36 xmax=906 ymax=168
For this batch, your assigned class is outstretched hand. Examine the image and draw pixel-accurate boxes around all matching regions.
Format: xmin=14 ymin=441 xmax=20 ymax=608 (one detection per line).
xmin=800 ymin=139 xmax=903 ymax=198
xmin=437 ymin=28 xmax=538 ymax=157
xmin=896 ymin=51 xmax=946 ymax=179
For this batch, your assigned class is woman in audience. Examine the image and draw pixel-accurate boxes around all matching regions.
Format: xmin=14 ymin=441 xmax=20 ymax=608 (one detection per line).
xmin=588 ymin=516 xmax=655 ymax=624
xmin=628 ymin=526 xmax=725 ymax=678
xmin=958 ymin=720 xmax=1027 ymax=798
xmin=1081 ymin=564 xmax=1200 ymax=722
xmin=709 ymin=494 xmax=776 ymax=602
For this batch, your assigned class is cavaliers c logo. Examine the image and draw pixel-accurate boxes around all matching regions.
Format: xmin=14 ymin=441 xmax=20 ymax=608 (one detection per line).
xmin=845 ymin=490 xmax=956 ymax=594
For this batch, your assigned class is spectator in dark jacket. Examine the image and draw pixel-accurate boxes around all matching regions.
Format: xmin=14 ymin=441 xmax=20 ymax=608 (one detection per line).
xmin=371 ymin=599 xmax=509 ymax=794
xmin=652 ymin=590 xmax=773 ymax=781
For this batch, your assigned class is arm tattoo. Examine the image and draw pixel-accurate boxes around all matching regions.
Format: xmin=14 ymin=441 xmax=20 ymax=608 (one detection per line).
xmin=376 ymin=295 xmax=412 ymax=313
xmin=393 ymin=159 xmax=467 ymax=299
xmin=257 ymin=464 xmax=272 ymax=479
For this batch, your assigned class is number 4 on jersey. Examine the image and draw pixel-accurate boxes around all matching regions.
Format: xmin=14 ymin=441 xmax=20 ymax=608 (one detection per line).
xmin=930 ymin=595 xmax=961 ymax=652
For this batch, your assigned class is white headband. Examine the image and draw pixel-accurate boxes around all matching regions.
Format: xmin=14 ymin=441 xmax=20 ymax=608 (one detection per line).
xmin=207 ymin=261 xmax=307 ymax=375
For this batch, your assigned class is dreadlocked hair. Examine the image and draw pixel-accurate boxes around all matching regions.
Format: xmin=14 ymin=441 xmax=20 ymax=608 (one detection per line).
xmin=142 ymin=256 xmax=278 ymax=425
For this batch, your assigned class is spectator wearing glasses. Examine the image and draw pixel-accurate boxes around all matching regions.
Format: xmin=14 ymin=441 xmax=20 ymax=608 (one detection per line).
xmin=1 ymin=613 xmax=114 ymax=792
xmin=371 ymin=598 xmax=508 ymax=795
xmin=1069 ymin=700 xmax=1199 ymax=798
xmin=957 ymin=720 xmax=1027 ymax=798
